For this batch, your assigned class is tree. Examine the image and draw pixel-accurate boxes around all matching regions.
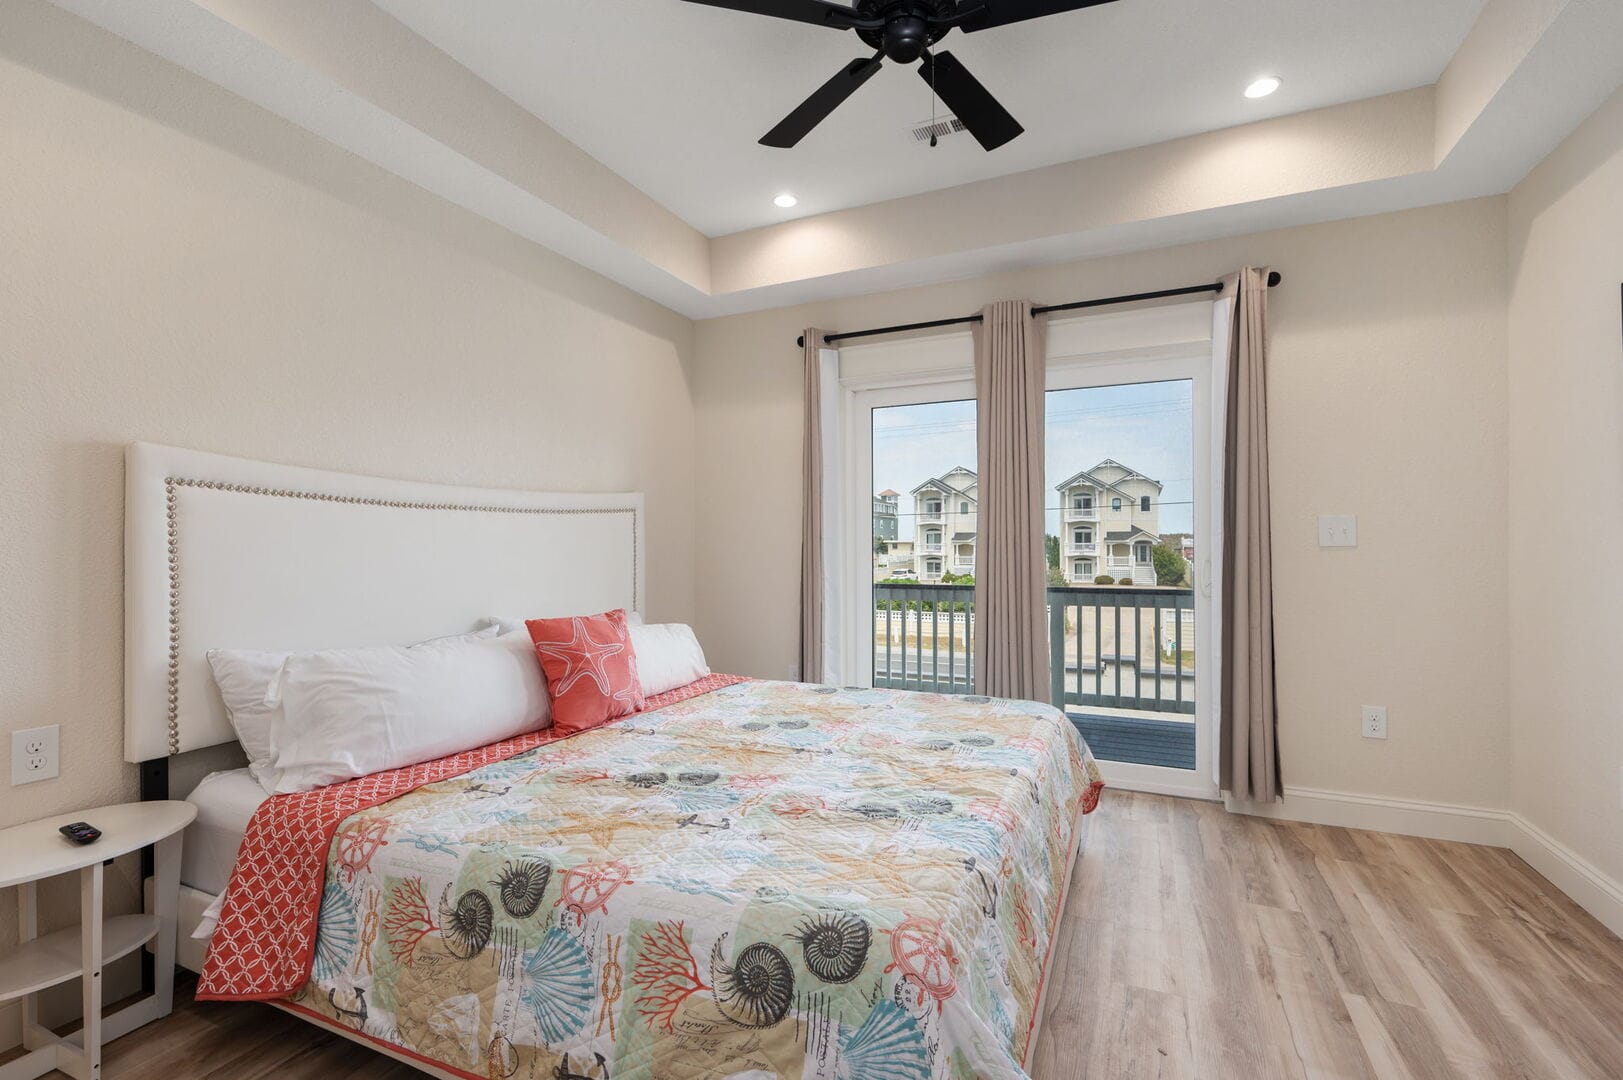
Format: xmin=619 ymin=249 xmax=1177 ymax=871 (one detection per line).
xmin=1151 ymin=541 xmax=1189 ymax=587
xmin=1045 ymin=534 xmax=1066 ymax=586
xmin=873 ymin=535 xmax=889 ymax=556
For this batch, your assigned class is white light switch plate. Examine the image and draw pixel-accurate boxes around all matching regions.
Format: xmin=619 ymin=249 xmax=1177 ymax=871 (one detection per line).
xmin=11 ymin=724 xmax=59 ymax=785
xmin=1361 ymin=706 xmax=1388 ymax=740
xmin=1319 ymin=514 xmax=1358 ymax=547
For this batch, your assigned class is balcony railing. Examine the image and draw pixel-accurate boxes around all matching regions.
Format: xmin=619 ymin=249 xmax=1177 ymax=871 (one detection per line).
xmin=918 ymin=509 xmax=944 ymax=523
xmin=872 ymin=583 xmax=1195 ymax=714
xmin=1064 ymin=542 xmax=1097 ymax=555
xmin=1063 ymin=507 xmax=1098 ymax=522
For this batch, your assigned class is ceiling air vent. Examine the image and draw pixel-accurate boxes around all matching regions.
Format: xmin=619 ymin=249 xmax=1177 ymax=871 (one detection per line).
xmin=910 ymin=117 xmax=968 ymax=143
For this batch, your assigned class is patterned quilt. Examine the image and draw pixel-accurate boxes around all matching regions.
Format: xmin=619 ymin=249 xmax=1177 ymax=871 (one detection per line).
xmin=206 ymin=679 xmax=1103 ymax=1080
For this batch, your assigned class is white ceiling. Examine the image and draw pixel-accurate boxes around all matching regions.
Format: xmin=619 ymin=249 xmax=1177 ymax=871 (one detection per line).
xmin=374 ymin=0 xmax=1486 ymax=237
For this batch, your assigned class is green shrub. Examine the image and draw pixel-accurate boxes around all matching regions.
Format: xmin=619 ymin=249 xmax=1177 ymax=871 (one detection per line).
xmin=1117 ymin=577 xmax=1133 ymax=586
xmin=1093 ymin=575 xmax=1115 ymax=585
xmin=1151 ymin=541 xmax=1189 ymax=586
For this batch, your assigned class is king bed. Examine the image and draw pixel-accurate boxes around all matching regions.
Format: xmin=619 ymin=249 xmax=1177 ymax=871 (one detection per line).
xmin=125 ymin=442 xmax=1102 ymax=1080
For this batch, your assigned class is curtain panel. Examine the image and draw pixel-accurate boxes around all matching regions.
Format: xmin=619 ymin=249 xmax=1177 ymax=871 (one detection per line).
xmin=972 ymin=301 xmax=1051 ymax=701
xmin=1218 ymin=268 xmax=1281 ymax=801
xmin=800 ymin=328 xmax=828 ymax=683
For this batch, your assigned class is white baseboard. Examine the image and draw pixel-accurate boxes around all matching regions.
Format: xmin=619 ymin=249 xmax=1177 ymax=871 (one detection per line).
xmin=1224 ymin=785 xmax=1623 ymax=938
xmin=1506 ymin=813 xmax=1623 ymax=940
xmin=1228 ymin=785 xmax=1510 ymax=845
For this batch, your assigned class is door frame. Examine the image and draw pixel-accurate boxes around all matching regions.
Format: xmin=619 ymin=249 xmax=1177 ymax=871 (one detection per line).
xmin=1047 ymin=348 xmax=1219 ymax=800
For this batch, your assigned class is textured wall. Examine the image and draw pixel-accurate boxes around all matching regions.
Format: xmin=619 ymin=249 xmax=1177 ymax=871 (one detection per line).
xmin=693 ymin=197 xmax=1511 ymax=810
xmin=0 ymin=0 xmax=697 ymax=1017
xmin=1507 ymin=85 xmax=1623 ymax=889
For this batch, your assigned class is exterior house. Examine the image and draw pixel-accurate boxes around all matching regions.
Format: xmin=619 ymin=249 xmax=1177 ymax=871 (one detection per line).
xmin=872 ymin=490 xmax=900 ymax=541
xmin=874 ymin=490 xmax=920 ymax=579
xmin=911 ymin=466 xmax=977 ymax=581
xmin=876 ymin=535 xmax=915 ymax=578
xmin=1054 ymin=459 xmax=1162 ymax=583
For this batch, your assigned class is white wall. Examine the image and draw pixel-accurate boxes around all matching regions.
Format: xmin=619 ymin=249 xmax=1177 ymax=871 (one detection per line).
xmin=694 ymin=198 xmax=1512 ymax=812
xmin=0 ymin=0 xmax=697 ymax=1016
xmin=1506 ymin=84 xmax=1623 ymax=894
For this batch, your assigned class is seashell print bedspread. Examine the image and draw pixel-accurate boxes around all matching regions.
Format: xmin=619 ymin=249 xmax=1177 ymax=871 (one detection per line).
xmin=278 ymin=680 xmax=1104 ymax=1079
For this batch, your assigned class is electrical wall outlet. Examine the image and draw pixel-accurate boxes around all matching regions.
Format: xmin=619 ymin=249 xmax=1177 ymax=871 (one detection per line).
xmin=1318 ymin=514 xmax=1358 ymax=548
xmin=1361 ymin=705 xmax=1387 ymax=740
xmin=10 ymin=724 xmax=59 ymax=785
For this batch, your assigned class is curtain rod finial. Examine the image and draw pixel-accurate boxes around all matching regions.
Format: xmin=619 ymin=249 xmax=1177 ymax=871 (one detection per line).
xmin=1267 ymin=270 xmax=1282 ymax=287
xmin=797 ymin=335 xmax=805 ymax=349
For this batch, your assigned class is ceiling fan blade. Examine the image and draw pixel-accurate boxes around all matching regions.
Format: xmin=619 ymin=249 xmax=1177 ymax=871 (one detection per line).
xmin=761 ymin=54 xmax=884 ymax=148
xmin=918 ymin=50 xmax=1023 ymax=150
xmin=955 ymin=0 xmax=1120 ymax=33
xmin=676 ymin=0 xmax=876 ymax=30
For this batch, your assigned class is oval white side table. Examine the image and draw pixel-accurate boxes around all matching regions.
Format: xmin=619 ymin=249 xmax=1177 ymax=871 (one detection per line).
xmin=0 ymin=800 xmax=195 ymax=1080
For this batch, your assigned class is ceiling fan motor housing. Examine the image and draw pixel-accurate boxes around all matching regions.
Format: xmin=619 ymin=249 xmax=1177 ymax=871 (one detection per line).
xmin=856 ymin=0 xmax=957 ymax=63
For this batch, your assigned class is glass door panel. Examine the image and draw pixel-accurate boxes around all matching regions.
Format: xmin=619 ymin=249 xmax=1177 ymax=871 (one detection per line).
xmin=1045 ymin=379 xmax=1199 ymax=772
xmin=869 ymin=397 xmax=977 ymax=693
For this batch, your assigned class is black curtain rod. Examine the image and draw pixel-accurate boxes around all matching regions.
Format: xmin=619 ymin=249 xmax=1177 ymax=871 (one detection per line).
xmin=797 ymin=271 xmax=1282 ymax=349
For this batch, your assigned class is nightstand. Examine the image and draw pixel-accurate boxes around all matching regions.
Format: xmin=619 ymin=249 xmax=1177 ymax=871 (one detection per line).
xmin=0 ymin=801 xmax=195 ymax=1080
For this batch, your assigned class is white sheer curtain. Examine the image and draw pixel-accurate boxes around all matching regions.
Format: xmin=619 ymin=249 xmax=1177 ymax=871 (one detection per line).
xmin=800 ymin=330 xmax=843 ymax=684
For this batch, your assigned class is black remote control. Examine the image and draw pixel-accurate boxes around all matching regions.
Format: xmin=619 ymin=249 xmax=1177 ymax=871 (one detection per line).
xmin=59 ymin=821 xmax=101 ymax=845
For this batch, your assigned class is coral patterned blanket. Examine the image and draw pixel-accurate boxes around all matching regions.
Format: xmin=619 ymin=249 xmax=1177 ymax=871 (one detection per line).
xmin=201 ymin=679 xmax=1103 ymax=1080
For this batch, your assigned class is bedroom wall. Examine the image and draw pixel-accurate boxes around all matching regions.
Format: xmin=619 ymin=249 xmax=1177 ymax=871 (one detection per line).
xmin=692 ymin=197 xmax=1511 ymax=813
xmin=1506 ymin=85 xmax=1623 ymax=896
xmin=0 ymin=0 xmax=697 ymax=1026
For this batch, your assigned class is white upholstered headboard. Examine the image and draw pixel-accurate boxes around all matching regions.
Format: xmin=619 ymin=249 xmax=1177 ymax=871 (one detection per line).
xmin=124 ymin=442 xmax=644 ymax=764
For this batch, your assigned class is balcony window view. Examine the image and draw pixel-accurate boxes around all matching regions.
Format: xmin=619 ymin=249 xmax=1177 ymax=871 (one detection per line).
xmin=871 ymin=381 xmax=1197 ymax=769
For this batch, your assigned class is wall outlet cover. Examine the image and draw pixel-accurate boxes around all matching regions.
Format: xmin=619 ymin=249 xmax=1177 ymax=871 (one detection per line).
xmin=1361 ymin=705 xmax=1388 ymax=740
xmin=11 ymin=724 xmax=60 ymax=785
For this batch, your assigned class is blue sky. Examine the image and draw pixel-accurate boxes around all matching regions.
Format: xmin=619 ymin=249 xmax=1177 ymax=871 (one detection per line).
xmin=871 ymin=379 xmax=1195 ymax=536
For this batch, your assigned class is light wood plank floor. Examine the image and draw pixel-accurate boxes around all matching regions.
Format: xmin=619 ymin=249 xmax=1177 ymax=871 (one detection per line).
xmin=25 ymin=790 xmax=1623 ymax=1079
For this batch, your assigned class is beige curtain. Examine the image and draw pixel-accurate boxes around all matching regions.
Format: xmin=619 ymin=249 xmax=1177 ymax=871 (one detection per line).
xmin=800 ymin=328 xmax=827 ymax=683
xmin=1219 ymin=269 xmax=1281 ymax=801
xmin=972 ymin=301 xmax=1050 ymax=701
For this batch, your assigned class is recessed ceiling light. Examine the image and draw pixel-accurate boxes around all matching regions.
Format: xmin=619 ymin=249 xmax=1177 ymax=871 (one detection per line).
xmin=774 ymin=193 xmax=798 ymax=208
xmin=1244 ymin=76 xmax=1281 ymax=99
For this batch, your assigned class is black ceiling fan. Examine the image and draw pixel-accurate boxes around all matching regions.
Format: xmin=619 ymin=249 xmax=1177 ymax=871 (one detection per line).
xmin=677 ymin=0 xmax=1121 ymax=151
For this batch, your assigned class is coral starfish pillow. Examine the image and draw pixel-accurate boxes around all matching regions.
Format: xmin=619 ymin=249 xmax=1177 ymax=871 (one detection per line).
xmin=525 ymin=609 xmax=645 ymax=734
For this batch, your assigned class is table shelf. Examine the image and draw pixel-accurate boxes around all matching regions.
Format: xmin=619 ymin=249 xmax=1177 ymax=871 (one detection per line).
xmin=0 ymin=913 xmax=159 ymax=1002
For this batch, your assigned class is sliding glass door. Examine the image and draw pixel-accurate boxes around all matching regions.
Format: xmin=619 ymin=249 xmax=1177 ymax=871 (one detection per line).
xmin=1044 ymin=351 xmax=1215 ymax=797
xmin=842 ymin=330 xmax=1216 ymax=798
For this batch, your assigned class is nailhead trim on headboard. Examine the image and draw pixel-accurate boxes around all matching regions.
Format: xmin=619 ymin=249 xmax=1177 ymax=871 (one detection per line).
xmin=161 ymin=476 xmax=640 ymax=757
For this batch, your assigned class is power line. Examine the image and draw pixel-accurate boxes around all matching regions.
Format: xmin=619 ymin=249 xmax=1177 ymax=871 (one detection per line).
xmin=873 ymin=398 xmax=1193 ymax=439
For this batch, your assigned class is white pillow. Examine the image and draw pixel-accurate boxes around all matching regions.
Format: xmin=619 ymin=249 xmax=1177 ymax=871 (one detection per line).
xmin=207 ymin=649 xmax=293 ymax=792
xmin=630 ymin=622 xmax=710 ymax=696
xmin=482 ymin=611 xmax=643 ymax=637
xmin=207 ymin=625 xmax=498 ymax=793
xmin=265 ymin=630 xmax=551 ymax=794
